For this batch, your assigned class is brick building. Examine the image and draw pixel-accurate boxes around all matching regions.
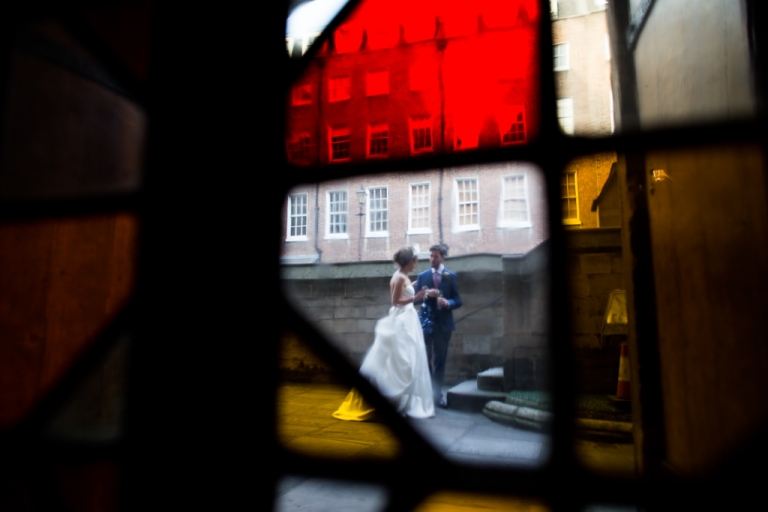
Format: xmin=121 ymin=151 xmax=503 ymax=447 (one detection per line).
xmin=282 ymin=0 xmax=545 ymax=264
xmin=280 ymin=0 xmax=623 ymax=393
xmin=281 ymin=165 xmax=549 ymax=264
xmin=552 ymin=0 xmax=617 ymax=228
xmin=282 ymin=0 xmax=618 ymax=265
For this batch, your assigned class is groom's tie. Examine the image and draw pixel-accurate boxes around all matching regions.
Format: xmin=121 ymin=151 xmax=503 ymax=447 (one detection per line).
xmin=433 ymin=271 xmax=441 ymax=290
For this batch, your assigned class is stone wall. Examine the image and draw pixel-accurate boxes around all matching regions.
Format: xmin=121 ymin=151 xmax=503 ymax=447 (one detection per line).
xmin=281 ymin=232 xmax=624 ymax=394
xmin=502 ymin=241 xmax=550 ymax=390
xmin=281 ymin=255 xmax=509 ymax=386
xmin=566 ymin=228 xmax=625 ymax=393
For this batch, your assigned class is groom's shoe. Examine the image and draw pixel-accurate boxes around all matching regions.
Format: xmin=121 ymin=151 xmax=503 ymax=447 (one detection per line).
xmin=437 ymin=398 xmax=448 ymax=409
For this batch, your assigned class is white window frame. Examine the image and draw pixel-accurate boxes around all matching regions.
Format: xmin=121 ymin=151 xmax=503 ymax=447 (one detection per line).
xmin=409 ymin=116 xmax=433 ymax=154
xmin=453 ymin=177 xmax=480 ymax=232
xmin=550 ymin=0 xmax=558 ymax=17
xmin=366 ymin=69 xmax=389 ymax=96
xmin=553 ymin=42 xmax=569 ymax=71
xmin=325 ymin=190 xmax=349 ymax=239
xmin=557 ymin=97 xmax=574 ymax=135
xmin=610 ymin=90 xmax=615 ymax=134
xmin=562 ymin=171 xmax=580 ymax=225
xmin=367 ymin=123 xmax=389 ymax=158
xmin=286 ymin=193 xmax=309 ymax=241
xmin=407 ymin=182 xmax=431 ymax=235
xmin=366 ymin=186 xmax=389 ymax=237
xmin=498 ymin=174 xmax=531 ymax=228
xmin=328 ymin=126 xmax=351 ymax=162
xmin=328 ymin=75 xmax=351 ymax=102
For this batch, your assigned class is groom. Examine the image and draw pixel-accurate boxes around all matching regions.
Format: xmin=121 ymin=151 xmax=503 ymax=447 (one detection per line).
xmin=415 ymin=244 xmax=462 ymax=408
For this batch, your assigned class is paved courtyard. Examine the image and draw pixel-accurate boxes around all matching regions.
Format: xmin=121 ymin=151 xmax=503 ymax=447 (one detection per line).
xmin=276 ymin=383 xmax=635 ymax=511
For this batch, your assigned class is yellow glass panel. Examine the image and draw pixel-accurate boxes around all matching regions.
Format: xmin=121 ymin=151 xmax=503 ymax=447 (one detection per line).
xmin=277 ymin=332 xmax=401 ymax=460
xmin=414 ymin=492 xmax=548 ymax=512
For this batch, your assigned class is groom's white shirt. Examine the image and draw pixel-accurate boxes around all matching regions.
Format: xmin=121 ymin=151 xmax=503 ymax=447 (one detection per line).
xmin=431 ymin=264 xmax=445 ymax=275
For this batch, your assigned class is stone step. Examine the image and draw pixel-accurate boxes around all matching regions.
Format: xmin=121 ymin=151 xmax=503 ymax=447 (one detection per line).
xmin=483 ymin=400 xmax=633 ymax=442
xmin=476 ymin=367 xmax=504 ymax=392
xmin=446 ymin=380 xmax=508 ymax=413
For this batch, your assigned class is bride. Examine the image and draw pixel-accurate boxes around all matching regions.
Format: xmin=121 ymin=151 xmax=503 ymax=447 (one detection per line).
xmin=333 ymin=247 xmax=435 ymax=420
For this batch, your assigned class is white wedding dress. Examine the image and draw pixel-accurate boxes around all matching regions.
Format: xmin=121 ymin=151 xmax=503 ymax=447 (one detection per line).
xmin=333 ymin=283 xmax=435 ymax=420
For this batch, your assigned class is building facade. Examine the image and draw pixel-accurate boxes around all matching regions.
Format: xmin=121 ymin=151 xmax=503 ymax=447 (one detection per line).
xmin=282 ymin=0 xmax=618 ymax=264
xmin=282 ymin=0 xmax=546 ymax=264
xmin=552 ymin=0 xmax=617 ymax=228
xmin=282 ymin=165 xmax=549 ymax=264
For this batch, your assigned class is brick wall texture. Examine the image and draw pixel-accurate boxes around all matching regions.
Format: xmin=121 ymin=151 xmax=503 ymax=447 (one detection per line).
xmin=282 ymin=163 xmax=549 ymax=263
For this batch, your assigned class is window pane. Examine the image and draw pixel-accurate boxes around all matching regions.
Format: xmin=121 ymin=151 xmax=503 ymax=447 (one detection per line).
xmin=281 ymin=163 xmax=552 ymax=470
xmin=286 ymin=1 xmax=348 ymax=57
xmin=0 ymin=213 xmax=138 ymax=428
xmin=275 ymin=476 xmax=388 ymax=512
xmin=286 ymin=0 xmax=540 ymax=166
xmin=415 ymin=492 xmax=549 ymax=512
xmin=0 ymin=48 xmax=146 ymax=200
xmin=552 ymin=0 xmax=755 ymax=136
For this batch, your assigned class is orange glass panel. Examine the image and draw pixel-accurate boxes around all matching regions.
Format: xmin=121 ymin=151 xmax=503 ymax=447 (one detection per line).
xmin=0 ymin=214 xmax=138 ymax=429
xmin=277 ymin=332 xmax=401 ymax=460
xmin=415 ymin=492 xmax=549 ymax=512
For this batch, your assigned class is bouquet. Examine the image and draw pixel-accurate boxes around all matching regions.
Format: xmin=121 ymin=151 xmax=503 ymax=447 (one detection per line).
xmin=418 ymin=301 xmax=436 ymax=334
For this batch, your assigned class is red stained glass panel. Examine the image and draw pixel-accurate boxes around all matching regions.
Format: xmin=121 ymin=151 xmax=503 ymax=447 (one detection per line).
xmin=286 ymin=0 xmax=540 ymax=165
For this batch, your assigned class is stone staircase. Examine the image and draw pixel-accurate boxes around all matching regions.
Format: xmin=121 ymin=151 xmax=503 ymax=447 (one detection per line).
xmin=447 ymin=366 xmax=634 ymax=441
xmin=446 ymin=367 xmax=508 ymax=412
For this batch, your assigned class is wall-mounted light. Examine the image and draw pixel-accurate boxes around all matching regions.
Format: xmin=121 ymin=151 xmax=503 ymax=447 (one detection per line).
xmin=650 ymin=169 xmax=674 ymax=182
xmin=356 ymin=185 xmax=367 ymax=205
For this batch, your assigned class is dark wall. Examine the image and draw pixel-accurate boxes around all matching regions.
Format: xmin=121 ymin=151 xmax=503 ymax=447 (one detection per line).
xmin=644 ymin=145 xmax=768 ymax=474
xmin=0 ymin=26 xmax=143 ymax=429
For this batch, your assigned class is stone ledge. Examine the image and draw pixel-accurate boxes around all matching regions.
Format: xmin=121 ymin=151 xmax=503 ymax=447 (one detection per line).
xmin=565 ymin=228 xmax=622 ymax=254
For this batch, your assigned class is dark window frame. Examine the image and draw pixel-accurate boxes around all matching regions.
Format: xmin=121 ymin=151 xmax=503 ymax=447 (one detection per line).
xmin=1 ymin=1 xmax=766 ymax=510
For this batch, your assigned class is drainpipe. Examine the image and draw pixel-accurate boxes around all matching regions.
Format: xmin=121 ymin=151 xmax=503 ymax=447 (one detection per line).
xmin=314 ymin=183 xmax=322 ymax=263
xmin=437 ymin=21 xmax=447 ymax=245
xmin=438 ymin=169 xmax=445 ymax=245
xmin=316 ymin=60 xmax=325 ymax=163
xmin=314 ymin=60 xmax=325 ymax=263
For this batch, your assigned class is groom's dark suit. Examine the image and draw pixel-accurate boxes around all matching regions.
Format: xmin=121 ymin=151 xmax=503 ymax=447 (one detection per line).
xmin=414 ymin=266 xmax=462 ymax=403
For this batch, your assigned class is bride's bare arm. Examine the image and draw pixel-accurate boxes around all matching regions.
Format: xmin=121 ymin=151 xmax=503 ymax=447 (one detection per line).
xmin=391 ymin=275 xmax=427 ymax=306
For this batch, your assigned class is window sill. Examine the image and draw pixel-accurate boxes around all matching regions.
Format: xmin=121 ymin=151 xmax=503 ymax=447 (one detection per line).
xmin=562 ymin=219 xmax=582 ymax=227
xmin=453 ymin=225 xmax=480 ymax=233
xmin=324 ymin=234 xmax=350 ymax=240
xmin=365 ymin=232 xmax=389 ymax=238
xmin=285 ymin=236 xmax=309 ymax=242
xmin=500 ymin=139 xmax=526 ymax=146
xmin=407 ymin=229 xmax=432 ymax=235
xmin=497 ymin=222 xmax=532 ymax=229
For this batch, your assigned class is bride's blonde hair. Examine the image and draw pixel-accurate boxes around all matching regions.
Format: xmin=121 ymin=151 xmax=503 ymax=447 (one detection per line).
xmin=393 ymin=247 xmax=417 ymax=268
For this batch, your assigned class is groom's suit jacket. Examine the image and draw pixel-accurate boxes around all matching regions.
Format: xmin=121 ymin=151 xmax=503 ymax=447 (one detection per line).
xmin=414 ymin=267 xmax=462 ymax=332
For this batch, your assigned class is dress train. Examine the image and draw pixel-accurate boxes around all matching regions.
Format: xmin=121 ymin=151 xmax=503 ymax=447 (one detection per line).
xmin=332 ymin=284 xmax=434 ymax=420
